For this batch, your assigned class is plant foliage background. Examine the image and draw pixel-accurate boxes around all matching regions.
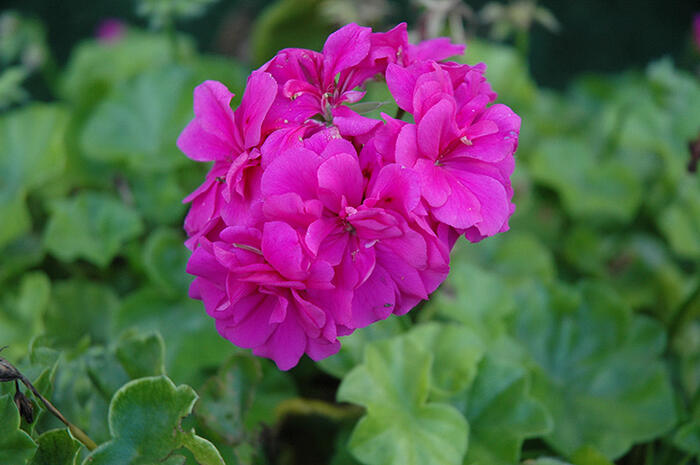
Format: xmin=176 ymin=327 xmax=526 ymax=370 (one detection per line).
xmin=0 ymin=0 xmax=698 ymax=464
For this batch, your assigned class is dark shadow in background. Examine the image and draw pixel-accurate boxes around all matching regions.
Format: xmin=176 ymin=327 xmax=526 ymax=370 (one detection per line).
xmin=5 ymin=0 xmax=698 ymax=88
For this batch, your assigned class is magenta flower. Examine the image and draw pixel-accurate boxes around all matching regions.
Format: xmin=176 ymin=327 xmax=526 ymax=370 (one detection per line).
xmin=177 ymin=71 xmax=277 ymax=244
xmin=694 ymin=13 xmax=700 ymax=52
xmin=179 ymin=23 xmax=519 ymax=369
xmin=96 ymin=19 xmax=125 ymax=43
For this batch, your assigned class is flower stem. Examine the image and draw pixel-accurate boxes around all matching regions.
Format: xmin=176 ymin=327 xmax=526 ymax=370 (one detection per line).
xmin=0 ymin=349 xmax=98 ymax=451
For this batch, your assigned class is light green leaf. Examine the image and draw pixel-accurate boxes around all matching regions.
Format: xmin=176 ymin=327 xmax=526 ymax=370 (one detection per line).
xmin=461 ymin=357 xmax=552 ymax=465
xmin=338 ymin=333 xmax=468 ymax=465
xmin=530 ymin=137 xmax=642 ymax=223
xmin=514 ymin=281 xmax=677 ymax=459
xmin=0 ymin=394 xmax=37 ymax=464
xmin=180 ymin=432 xmax=226 ymax=465
xmin=29 ymin=429 xmax=81 ymax=465
xmin=60 ymin=32 xmax=191 ymax=104
xmin=406 ymin=323 xmax=485 ymax=400
xmin=658 ymin=179 xmax=700 ymax=260
xmin=426 ymin=261 xmax=514 ymax=338
xmin=318 ymin=316 xmax=404 ymax=379
xmin=44 ymin=192 xmax=143 ymax=267
xmin=0 ymin=272 xmax=50 ymax=359
xmin=0 ymin=104 xmax=67 ymax=248
xmin=83 ymin=376 xmax=224 ymax=465
xmin=79 ymin=66 xmax=193 ymax=173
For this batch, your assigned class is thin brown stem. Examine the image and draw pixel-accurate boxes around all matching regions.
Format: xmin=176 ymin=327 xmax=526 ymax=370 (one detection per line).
xmin=0 ymin=349 xmax=98 ymax=451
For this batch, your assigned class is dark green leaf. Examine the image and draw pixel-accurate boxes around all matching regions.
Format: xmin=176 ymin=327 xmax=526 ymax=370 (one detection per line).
xmin=514 ymin=282 xmax=677 ymax=459
xmin=338 ymin=333 xmax=468 ymax=465
xmin=461 ymin=357 xmax=552 ymax=465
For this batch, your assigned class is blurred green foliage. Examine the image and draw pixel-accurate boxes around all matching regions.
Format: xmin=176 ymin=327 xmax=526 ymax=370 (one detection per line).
xmin=0 ymin=2 xmax=699 ymax=465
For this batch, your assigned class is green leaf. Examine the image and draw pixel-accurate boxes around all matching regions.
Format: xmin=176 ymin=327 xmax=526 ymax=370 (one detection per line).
xmin=0 ymin=235 xmax=45 ymax=284
xmin=43 ymin=192 xmax=143 ymax=267
xmin=29 ymin=429 xmax=81 ymax=465
xmin=43 ymin=280 xmax=119 ymax=348
xmin=673 ymin=418 xmax=700 ymax=458
xmin=318 ymin=316 xmax=405 ymax=379
xmin=570 ymin=446 xmax=616 ymax=465
xmin=461 ymin=357 xmax=552 ymax=465
xmin=338 ymin=333 xmax=469 ymax=465
xmin=79 ymin=66 xmax=193 ymax=173
xmin=0 ymin=394 xmax=37 ymax=464
xmin=658 ymin=179 xmax=700 ymax=260
xmin=83 ymin=376 xmax=224 ymax=465
xmin=406 ymin=323 xmax=485 ymax=400
xmin=196 ymin=354 xmax=262 ymax=442
xmin=530 ymin=137 xmax=642 ymax=223
xmin=115 ymin=331 xmax=166 ymax=380
xmin=129 ymin=171 xmax=188 ymax=225
xmin=60 ymin=32 xmax=191 ymax=105
xmin=0 ymin=272 xmax=51 ymax=359
xmin=142 ymin=228 xmax=191 ymax=296
xmin=115 ymin=289 xmax=232 ymax=386
xmin=427 ymin=261 xmax=514 ymax=338
xmin=514 ymin=281 xmax=677 ymax=459
xmin=0 ymin=104 xmax=67 ymax=248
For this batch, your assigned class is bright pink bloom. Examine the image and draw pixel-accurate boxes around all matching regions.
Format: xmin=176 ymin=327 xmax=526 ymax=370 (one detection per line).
xmin=178 ymin=71 xmax=277 ymax=244
xmin=387 ymin=61 xmax=519 ymax=241
xmin=260 ymin=138 xmax=449 ymax=328
xmin=180 ymin=23 xmax=518 ymax=369
xmin=694 ymin=13 xmax=700 ymax=52
xmin=187 ymin=225 xmax=344 ymax=370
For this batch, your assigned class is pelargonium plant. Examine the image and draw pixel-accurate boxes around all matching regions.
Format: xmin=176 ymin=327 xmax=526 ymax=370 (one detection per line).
xmin=178 ymin=23 xmax=520 ymax=370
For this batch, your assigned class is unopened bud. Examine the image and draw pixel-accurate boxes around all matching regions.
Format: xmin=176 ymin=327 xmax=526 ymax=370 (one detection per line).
xmin=14 ymin=384 xmax=34 ymax=424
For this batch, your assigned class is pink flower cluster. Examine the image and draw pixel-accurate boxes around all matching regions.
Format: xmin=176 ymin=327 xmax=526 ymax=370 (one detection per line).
xmin=178 ymin=23 xmax=520 ymax=370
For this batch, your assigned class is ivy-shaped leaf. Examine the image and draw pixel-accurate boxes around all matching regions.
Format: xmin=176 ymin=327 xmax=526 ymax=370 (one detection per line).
xmin=79 ymin=66 xmax=193 ymax=173
xmin=82 ymin=376 xmax=224 ymax=465
xmin=29 ymin=429 xmax=81 ymax=465
xmin=460 ymin=357 xmax=552 ymax=465
xmin=115 ymin=288 xmax=232 ymax=386
xmin=43 ymin=192 xmax=143 ymax=268
xmin=0 ymin=104 xmax=67 ymax=248
xmin=338 ymin=332 xmax=468 ymax=465
xmin=43 ymin=280 xmax=119 ymax=349
xmin=514 ymin=281 xmax=677 ymax=459
xmin=530 ymin=137 xmax=642 ymax=224
xmin=0 ymin=272 xmax=51 ymax=360
xmin=426 ymin=261 xmax=514 ymax=339
xmin=658 ymin=178 xmax=700 ymax=260
xmin=0 ymin=394 xmax=37 ymax=464
xmin=405 ymin=323 xmax=485 ymax=400
xmin=318 ymin=316 xmax=405 ymax=379
xmin=115 ymin=331 xmax=166 ymax=381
